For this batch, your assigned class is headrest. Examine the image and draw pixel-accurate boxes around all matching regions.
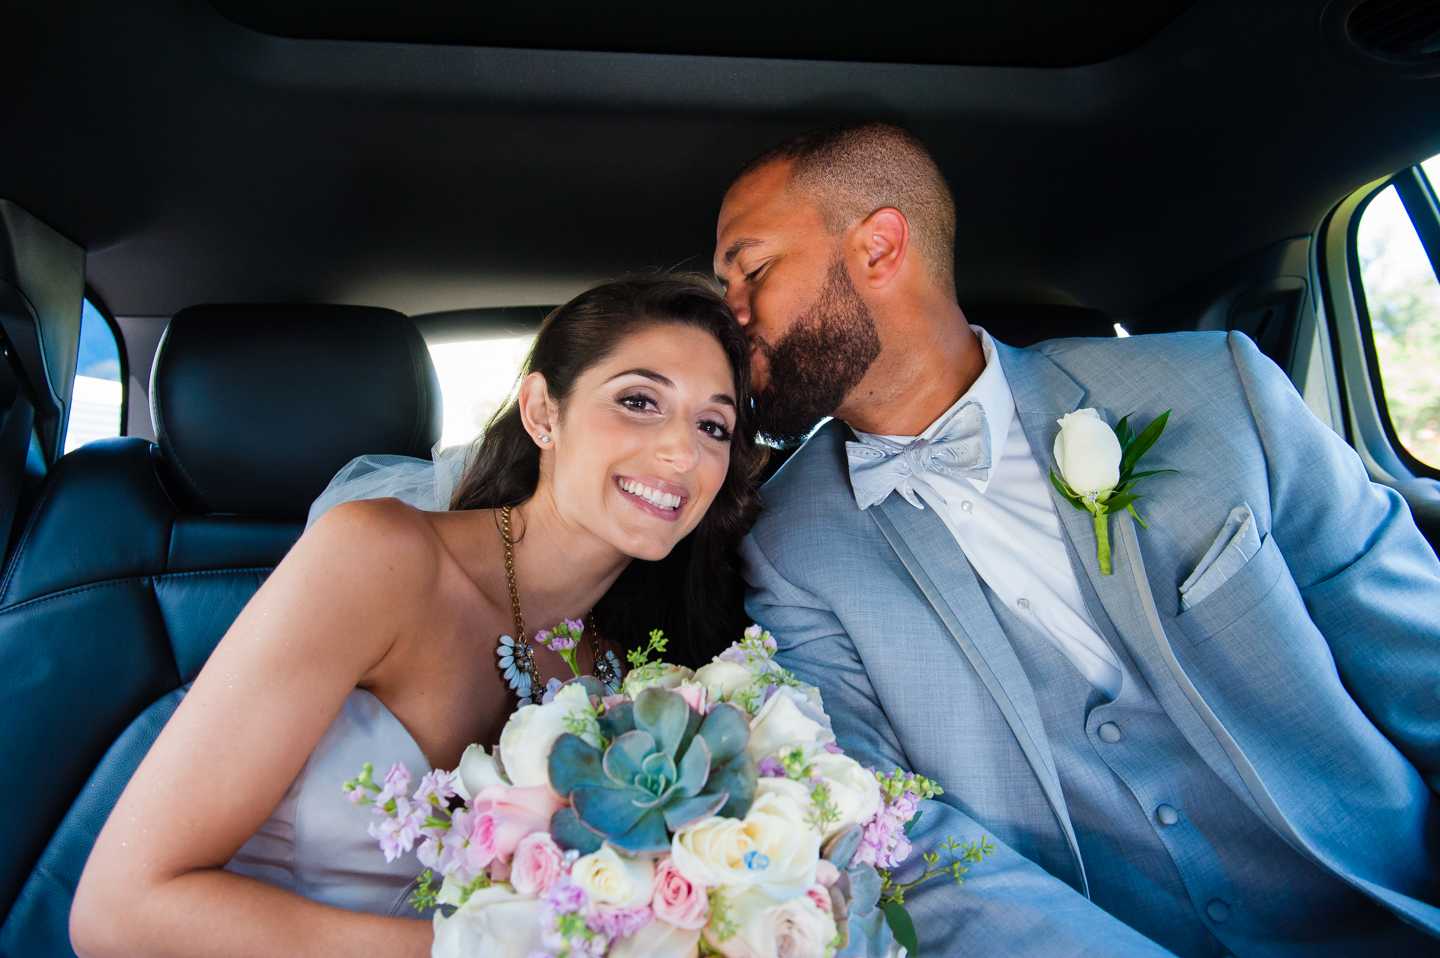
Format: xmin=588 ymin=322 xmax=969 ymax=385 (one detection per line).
xmin=962 ymin=304 xmax=1115 ymax=348
xmin=152 ymin=304 xmax=441 ymax=517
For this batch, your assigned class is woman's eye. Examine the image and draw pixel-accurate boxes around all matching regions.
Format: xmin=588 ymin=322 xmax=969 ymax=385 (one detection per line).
xmin=619 ymin=393 xmax=657 ymax=412
xmin=700 ymin=419 xmax=733 ymax=442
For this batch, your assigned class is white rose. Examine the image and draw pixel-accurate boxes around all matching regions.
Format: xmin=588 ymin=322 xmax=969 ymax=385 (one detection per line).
xmin=454 ymin=743 xmax=507 ymax=800
xmin=570 ymin=843 xmax=656 ymax=909
xmin=747 ymin=686 xmax=835 ymax=761
xmin=1053 ymin=408 xmax=1122 ymax=495
xmin=623 ymin=663 xmax=695 ymax=697
xmin=608 ymin=919 xmax=702 ymax=958
xmin=707 ymin=888 xmax=838 ymax=958
xmin=694 ymin=659 xmax=756 ymax=703
xmin=671 ymin=788 xmax=819 ymax=900
xmin=432 ymin=885 xmax=543 ymax=958
xmin=498 ymin=682 xmax=598 ymax=789
xmin=757 ymin=753 xmax=881 ymax=842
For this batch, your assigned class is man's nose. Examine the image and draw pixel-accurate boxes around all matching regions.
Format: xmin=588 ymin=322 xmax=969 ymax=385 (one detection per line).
xmin=724 ymin=284 xmax=752 ymax=326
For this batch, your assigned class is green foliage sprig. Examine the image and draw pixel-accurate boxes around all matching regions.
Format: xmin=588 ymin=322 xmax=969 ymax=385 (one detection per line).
xmin=626 ymin=629 xmax=669 ymax=670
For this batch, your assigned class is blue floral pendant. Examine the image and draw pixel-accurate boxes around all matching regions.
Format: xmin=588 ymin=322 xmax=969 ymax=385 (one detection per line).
xmin=496 ymin=633 xmax=542 ymax=706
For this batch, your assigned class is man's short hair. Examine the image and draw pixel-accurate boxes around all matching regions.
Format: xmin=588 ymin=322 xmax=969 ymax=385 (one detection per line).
xmin=733 ymin=122 xmax=956 ymax=293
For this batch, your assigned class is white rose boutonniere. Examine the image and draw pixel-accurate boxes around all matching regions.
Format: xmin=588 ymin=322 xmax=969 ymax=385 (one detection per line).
xmin=1051 ymin=408 xmax=1177 ymax=574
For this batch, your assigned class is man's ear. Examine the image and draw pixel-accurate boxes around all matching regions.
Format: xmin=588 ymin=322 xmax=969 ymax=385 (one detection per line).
xmin=854 ymin=207 xmax=909 ymax=290
xmin=517 ymin=372 xmax=557 ymax=449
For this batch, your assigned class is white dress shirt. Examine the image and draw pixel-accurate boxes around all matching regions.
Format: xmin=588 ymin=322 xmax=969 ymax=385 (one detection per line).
xmin=853 ymin=328 xmax=1124 ymax=698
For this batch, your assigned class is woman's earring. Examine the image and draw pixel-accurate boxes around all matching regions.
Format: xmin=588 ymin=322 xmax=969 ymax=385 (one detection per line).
xmin=538 ymin=434 xmax=550 ymax=444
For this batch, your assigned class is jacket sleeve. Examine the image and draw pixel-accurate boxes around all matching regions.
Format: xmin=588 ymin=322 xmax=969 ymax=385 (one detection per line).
xmin=741 ymin=533 xmax=1177 ymax=958
xmin=1229 ymin=331 xmax=1440 ymax=790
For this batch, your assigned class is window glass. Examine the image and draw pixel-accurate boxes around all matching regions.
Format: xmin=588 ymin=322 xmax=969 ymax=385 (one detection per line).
xmin=63 ymin=299 xmax=124 ymax=453
xmin=427 ymin=335 xmax=536 ymax=449
xmin=1356 ymin=167 xmax=1440 ymax=469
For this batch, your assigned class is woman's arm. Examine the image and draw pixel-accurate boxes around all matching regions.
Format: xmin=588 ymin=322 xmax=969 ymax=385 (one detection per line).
xmin=71 ymin=500 xmax=440 ymax=958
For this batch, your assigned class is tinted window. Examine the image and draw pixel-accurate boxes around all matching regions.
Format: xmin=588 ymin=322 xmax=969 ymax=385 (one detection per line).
xmin=427 ymin=335 xmax=535 ymax=448
xmin=1356 ymin=157 xmax=1440 ymax=470
xmin=63 ymin=299 xmax=124 ymax=453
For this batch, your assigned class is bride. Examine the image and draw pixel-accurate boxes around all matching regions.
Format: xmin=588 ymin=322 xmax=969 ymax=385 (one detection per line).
xmin=70 ymin=278 xmax=762 ymax=957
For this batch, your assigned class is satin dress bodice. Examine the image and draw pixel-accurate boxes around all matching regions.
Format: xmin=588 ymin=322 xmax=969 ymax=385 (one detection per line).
xmin=226 ymin=688 xmax=431 ymax=917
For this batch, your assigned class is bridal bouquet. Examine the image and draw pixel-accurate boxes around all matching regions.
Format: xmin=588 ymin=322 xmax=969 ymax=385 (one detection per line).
xmin=345 ymin=626 xmax=992 ymax=958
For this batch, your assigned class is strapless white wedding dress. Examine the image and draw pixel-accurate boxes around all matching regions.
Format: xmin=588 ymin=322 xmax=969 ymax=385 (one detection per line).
xmin=225 ymin=689 xmax=432 ymax=917
xmin=227 ymin=449 xmax=461 ymax=915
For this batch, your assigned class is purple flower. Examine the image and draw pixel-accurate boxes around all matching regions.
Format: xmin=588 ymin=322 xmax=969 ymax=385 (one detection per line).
xmin=417 ymin=836 xmax=442 ymax=870
xmin=541 ymin=677 xmax=563 ymax=704
xmin=367 ymin=804 xmax=423 ymax=863
xmin=344 ymin=785 xmax=369 ymax=804
xmin=718 ymin=642 xmax=747 ymax=664
xmin=375 ymin=762 xmax=411 ymax=805
xmin=569 ymin=937 xmax=606 ymax=958
xmin=565 ymin=618 xmax=585 ymax=634
xmin=538 ymin=877 xmax=589 ymax=926
xmin=822 ymin=742 xmax=845 ymax=755
xmin=588 ymin=905 xmax=654 ymax=940
xmin=527 ymin=953 xmax=557 ymax=958
xmin=413 ymin=769 xmax=458 ymax=806
xmin=757 ymin=755 xmax=786 ymax=778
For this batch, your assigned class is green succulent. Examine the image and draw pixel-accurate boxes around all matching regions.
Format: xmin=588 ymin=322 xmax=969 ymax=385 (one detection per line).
xmin=548 ymin=686 xmax=757 ymax=855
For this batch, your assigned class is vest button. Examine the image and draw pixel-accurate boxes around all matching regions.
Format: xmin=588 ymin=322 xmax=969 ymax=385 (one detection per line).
xmin=1155 ymin=803 xmax=1180 ymax=826
xmin=1206 ymin=900 xmax=1230 ymax=923
xmin=1097 ymin=722 xmax=1121 ymax=743
xmin=1016 ymin=597 xmax=1030 ymax=610
xmin=961 ymin=500 xmax=973 ymax=512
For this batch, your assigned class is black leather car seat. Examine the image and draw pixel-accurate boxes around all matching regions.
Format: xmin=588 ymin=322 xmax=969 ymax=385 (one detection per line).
xmin=0 ymin=304 xmax=440 ymax=955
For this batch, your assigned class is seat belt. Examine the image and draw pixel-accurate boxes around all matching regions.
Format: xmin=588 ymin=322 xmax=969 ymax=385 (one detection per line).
xmin=0 ymin=394 xmax=34 ymax=550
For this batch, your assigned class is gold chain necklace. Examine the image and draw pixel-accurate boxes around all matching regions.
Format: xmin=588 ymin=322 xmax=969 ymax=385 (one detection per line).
xmin=497 ymin=505 xmax=621 ymax=704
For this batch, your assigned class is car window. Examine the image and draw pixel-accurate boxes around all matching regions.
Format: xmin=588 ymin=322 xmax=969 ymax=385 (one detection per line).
xmin=427 ymin=334 xmax=535 ymax=448
xmin=63 ymin=298 xmax=124 ymax=453
xmin=1355 ymin=157 xmax=1440 ymax=470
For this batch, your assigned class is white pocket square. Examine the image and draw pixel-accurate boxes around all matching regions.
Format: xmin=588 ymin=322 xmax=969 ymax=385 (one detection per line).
xmin=1180 ymin=503 xmax=1261 ymax=611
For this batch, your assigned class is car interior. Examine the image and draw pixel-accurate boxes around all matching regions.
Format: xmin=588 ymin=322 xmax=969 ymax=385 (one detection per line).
xmin=2 ymin=1 xmax=1439 ymax=954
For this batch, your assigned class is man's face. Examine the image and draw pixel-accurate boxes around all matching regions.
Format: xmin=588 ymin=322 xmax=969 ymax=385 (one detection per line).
xmin=714 ymin=163 xmax=881 ymax=445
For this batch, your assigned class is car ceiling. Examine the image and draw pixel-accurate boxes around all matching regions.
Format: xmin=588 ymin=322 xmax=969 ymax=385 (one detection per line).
xmin=2 ymin=0 xmax=1439 ymax=322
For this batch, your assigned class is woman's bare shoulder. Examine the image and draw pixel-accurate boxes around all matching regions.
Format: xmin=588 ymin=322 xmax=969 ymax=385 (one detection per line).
xmin=289 ymin=498 xmax=451 ymax=602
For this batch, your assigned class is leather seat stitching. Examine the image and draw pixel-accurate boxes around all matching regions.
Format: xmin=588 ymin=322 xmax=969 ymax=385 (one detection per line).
xmin=0 ymin=567 xmax=276 ymax=615
xmin=0 ymin=475 xmax=63 ymax=604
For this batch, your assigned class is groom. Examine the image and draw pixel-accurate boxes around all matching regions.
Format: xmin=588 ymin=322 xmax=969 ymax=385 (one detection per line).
xmin=719 ymin=122 xmax=1440 ymax=957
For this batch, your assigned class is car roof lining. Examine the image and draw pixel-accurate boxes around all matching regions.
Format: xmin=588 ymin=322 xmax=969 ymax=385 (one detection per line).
xmin=208 ymin=0 xmax=1200 ymax=68
xmin=3 ymin=0 xmax=1440 ymax=323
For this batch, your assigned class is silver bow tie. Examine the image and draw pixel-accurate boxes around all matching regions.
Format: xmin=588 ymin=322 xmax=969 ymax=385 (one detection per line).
xmin=846 ymin=401 xmax=991 ymax=510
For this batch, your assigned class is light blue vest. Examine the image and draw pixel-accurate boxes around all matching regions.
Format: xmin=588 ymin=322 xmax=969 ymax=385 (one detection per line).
xmin=978 ymin=571 xmax=1432 ymax=958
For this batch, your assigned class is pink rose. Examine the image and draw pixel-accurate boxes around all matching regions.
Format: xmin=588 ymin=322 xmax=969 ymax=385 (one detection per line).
xmin=512 ymin=832 xmax=566 ymax=896
xmin=467 ymin=784 xmax=566 ymax=868
xmin=675 ymin=683 xmax=708 ymax=714
xmin=806 ymin=885 xmax=831 ymax=913
xmin=650 ymin=857 xmax=709 ymax=931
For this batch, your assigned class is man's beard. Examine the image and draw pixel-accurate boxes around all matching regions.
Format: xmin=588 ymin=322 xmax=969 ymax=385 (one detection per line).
xmin=751 ymin=258 xmax=882 ymax=447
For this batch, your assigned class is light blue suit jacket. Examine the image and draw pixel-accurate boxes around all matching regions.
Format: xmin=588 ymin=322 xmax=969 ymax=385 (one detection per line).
xmin=741 ymin=331 xmax=1440 ymax=956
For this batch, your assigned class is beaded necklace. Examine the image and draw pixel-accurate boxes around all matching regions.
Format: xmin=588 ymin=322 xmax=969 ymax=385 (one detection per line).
xmin=494 ymin=505 xmax=622 ymax=705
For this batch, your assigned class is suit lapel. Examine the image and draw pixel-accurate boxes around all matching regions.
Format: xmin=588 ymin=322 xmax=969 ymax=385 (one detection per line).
xmin=999 ymin=341 xmax=1267 ymax=801
xmin=870 ymin=493 xmax=1089 ymax=897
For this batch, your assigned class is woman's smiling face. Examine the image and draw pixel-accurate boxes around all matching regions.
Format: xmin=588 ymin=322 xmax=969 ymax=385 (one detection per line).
xmin=537 ymin=323 xmax=737 ymax=562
